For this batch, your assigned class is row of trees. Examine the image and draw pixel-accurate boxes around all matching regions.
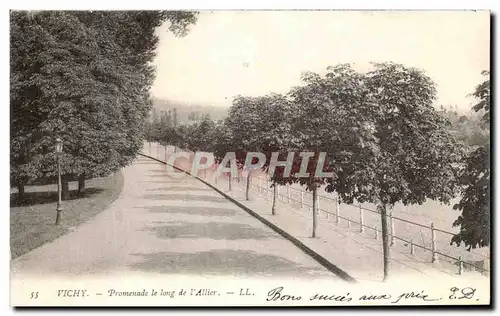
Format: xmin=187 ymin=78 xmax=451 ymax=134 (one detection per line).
xmin=148 ymin=63 xmax=490 ymax=280
xmin=10 ymin=11 xmax=198 ymax=199
xmin=144 ymin=107 xmax=216 ymax=150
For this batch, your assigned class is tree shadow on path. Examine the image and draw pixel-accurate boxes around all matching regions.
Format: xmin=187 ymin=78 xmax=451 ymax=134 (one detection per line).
xmin=142 ymin=194 xmax=225 ymax=203
xmin=145 ymin=187 xmax=213 ymax=193
xmin=144 ymin=221 xmax=278 ymax=240
xmin=129 ymin=249 xmax=330 ymax=277
xmin=142 ymin=205 xmax=237 ymax=217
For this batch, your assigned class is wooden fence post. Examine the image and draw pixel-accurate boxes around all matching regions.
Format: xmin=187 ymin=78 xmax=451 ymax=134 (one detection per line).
xmin=390 ymin=215 xmax=395 ymax=246
xmin=347 ymin=219 xmax=351 ymax=229
xmin=410 ymin=238 xmax=414 ymax=255
xmin=335 ymin=199 xmax=340 ymax=225
xmin=375 ymin=229 xmax=378 ymax=240
xmin=431 ymin=222 xmax=438 ymax=263
xmin=300 ymin=191 xmax=304 ymax=208
xmin=458 ymin=256 xmax=463 ymax=275
xmin=359 ymin=204 xmax=364 ymax=233
xmin=165 ymin=146 xmax=171 ymax=171
xmin=317 ymin=195 xmax=320 ymax=215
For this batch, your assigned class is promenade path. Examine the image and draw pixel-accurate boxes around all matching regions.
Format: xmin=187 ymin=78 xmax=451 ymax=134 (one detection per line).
xmin=144 ymin=142 xmax=490 ymax=284
xmin=10 ymin=155 xmax=338 ymax=281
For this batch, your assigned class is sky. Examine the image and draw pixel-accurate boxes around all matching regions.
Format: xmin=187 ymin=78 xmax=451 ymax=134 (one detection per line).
xmin=150 ymin=11 xmax=490 ymax=112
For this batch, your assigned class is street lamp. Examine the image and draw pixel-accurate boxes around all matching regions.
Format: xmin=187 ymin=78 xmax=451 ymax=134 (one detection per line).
xmin=55 ymin=138 xmax=63 ymax=225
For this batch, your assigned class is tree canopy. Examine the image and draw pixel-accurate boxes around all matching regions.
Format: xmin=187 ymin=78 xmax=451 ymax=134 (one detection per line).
xmin=451 ymin=71 xmax=490 ymax=250
xmin=10 ymin=10 xmax=198 ymax=195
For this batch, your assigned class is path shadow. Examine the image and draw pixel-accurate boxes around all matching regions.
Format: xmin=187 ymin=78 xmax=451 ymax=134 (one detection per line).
xmin=146 ymin=174 xmax=177 ymax=178
xmin=129 ymin=249 xmax=329 ymax=277
xmin=134 ymin=161 xmax=161 ymax=165
xmin=10 ymin=188 xmax=104 ymax=207
xmin=144 ymin=221 xmax=278 ymax=240
xmin=140 ymin=180 xmax=190 ymax=184
xmin=143 ymin=205 xmax=236 ymax=217
xmin=145 ymin=169 xmax=169 ymax=173
xmin=142 ymin=194 xmax=225 ymax=203
xmin=145 ymin=187 xmax=213 ymax=193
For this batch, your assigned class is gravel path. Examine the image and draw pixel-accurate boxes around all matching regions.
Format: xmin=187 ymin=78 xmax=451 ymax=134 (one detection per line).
xmin=11 ymin=156 xmax=336 ymax=281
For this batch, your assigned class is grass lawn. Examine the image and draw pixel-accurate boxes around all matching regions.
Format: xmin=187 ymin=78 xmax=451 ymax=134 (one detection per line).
xmin=10 ymin=171 xmax=124 ymax=259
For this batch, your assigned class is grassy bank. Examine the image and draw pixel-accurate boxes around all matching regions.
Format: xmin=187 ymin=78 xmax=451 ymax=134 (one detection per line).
xmin=10 ymin=171 xmax=124 ymax=259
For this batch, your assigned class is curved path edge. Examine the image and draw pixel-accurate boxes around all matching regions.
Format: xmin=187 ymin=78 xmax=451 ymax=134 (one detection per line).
xmin=138 ymin=152 xmax=357 ymax=283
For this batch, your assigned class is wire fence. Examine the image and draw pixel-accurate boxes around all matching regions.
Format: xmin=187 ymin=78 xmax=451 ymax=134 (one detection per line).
xmin=144 ymin=142 xmax=490 ymax=276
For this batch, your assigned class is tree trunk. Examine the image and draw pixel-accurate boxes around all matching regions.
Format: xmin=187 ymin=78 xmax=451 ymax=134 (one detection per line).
xmin=380 ymin=203 xmax=390 ymax=281
xmin=272 ymin=184 xmax=277 ymax=215
xmin=78 ymin=174 xmax=85 ymax=196
xmin=149 ymin=142 xmax=151 ymax=155
xmin=17 ymin=182 xmax=25 ymax=202
xmin=62 ymin=179 xmax=70 ymax=200
xmin=245 ymin=172 xmax=251 ymax=201
xmin=312 ymin=187 xmax=318 ymax=238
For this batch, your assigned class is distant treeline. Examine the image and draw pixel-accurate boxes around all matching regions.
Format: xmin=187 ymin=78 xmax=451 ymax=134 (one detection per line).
xmin=151 ymin=98 xmax=228 ymax=123
xmin=150 ymin=98 xmax=489 ymax=149
xmin=439 ymin=108 xmax=489 ymax=148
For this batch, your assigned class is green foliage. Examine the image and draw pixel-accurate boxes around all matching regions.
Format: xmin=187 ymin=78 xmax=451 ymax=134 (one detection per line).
xmin=452 ymin=71 xmax=490 ymax=249
xmin=10 ymin=11 xmax=197 ymax=188
xmin=315 ymin=62 xmax=462 ymax=280
xmin=184 ymin=116 xmax=217 ymax=152
xmin=325 ymin=63 xmax=461 ymax=208
xmin=440 ymin=109 xmax=489 ymax=148
xmin=452 ymin=146 xmax=490 ymax=249
xmin=144 ymin=59 xmax=488 ymax=275
xmin=285 ymin=64 xmax=369 ymax=190
xmin=471 ymin=70 xmax=491 ymax=124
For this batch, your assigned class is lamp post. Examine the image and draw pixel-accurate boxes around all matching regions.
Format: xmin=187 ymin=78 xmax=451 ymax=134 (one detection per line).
xmin=55 ymin=138 xmax=63 ymax=225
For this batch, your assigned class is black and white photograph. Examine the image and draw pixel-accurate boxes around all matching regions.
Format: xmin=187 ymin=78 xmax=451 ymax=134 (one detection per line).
xmin=9 ymin=9 xmax=491 ymax=306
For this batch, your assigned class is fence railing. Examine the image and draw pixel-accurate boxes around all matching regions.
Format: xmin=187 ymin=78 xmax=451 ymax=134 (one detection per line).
xmin=144 ymin=142 xmax=490 ymax=276
xmin=237 ymin=174 xmax=490 ymax=275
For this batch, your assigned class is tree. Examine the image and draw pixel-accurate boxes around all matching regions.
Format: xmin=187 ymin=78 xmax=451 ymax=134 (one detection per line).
xmin=223 ymin=96 xmax=266 ymax=200
xmin=10 ymin=11 xmax=49 ymax=198
xmin=282 ymin=66 xmax=368 ymax=238
xmin=10 ymin=11 xmax=128 ymax=199
xmin=324 ymin=63 xmax=461 ymax=281
xmin=451 ymin=71 xmax=490 ymax=249
xmin=253 ymin=94 xmax=294 ymax=209
xmin=471 ymin=71 xmax=491 ymax=125
xmin=10 ymin=11 xmax=198 ymax=200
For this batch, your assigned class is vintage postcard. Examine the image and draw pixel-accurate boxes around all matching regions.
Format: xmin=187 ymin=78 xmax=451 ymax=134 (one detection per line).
xmin=10 ymin=10 xmax=490 ymax=307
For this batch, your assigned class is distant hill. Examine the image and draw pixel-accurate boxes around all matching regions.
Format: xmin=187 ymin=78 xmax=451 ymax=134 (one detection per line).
xmin=151 ymin=97 xmax=228 ymax=123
